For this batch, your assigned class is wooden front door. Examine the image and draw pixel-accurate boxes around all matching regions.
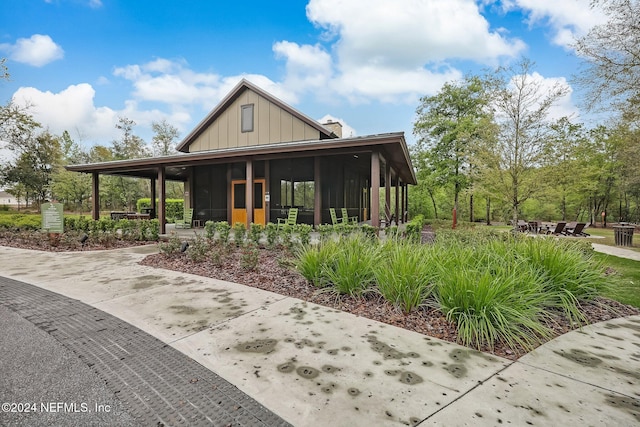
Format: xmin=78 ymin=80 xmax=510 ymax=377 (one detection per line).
xmin=231 ymin=179 xmax=266 ymax=226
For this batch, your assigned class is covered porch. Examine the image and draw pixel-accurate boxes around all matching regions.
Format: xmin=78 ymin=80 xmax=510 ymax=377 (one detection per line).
xmin=67 ymin=133 xmax=416 ymax=234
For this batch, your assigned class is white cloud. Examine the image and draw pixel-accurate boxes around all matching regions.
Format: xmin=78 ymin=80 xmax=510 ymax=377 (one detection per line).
xmin=0 ymin=34 xmax=64 ymax=67
xmin=10 ymin=83 xmax=192 ymax=146
xmin=307 ymin=0 xmax=524 ymax=66
xmin=113 ymin=59 xmax=298 ymax=109
xmin=500 ymin=0 xmax=606 ymax=49
xmin=273 ymin=41 xmax=333 ymax=93
xmin=12 ymin=84 xmax=118 ymax=142
xmin=267 ymin=0 xmax=526 ymax=104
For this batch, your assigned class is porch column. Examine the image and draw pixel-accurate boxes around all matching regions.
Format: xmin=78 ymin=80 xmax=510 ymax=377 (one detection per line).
xmin=246 ymin=159 xmax=254 ymax=226
xmin=158 ymin=166 xmax=166 ymax=235
xmin=314 ymin=156 xmax=322 ymax=227
xmin=91 ymin=172 xmax=100 ymax=220
xmin=385 ymin=162 xmax=391 ymax=223
xmin=371 ymin=152 xmax=380 ymax=228
xmin=265 ymin=160 xmax=270 ymax=224
xmin=150 ymin=177 xmax=156 ymax=219
xmin=226 ymin=165 xmax=232 ymax=223
xmin=395 ymin=176 xmax=400 ymax=225
xmin=400 ymin=182 xmax=406 ymax=223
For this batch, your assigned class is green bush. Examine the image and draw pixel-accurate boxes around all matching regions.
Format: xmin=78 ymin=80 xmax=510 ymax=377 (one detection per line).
xmin=295 ymin=223 xmax=313 ymax=245
xmin=204 ymin=220 xmax=216 ymax=240
xmin=240 ymin=242 xmax=260 ymax=271
xmin=233 ymin=222 xmax=246 ymax=245
xmin=433 ymin=243 xmax=551 ymax=351
xmin=0 ymin=214 xmax=41 ymax=231
xmin=215 ymin=221 xmax=231 ymax=244
xmin=136 ymin=198 xmax=184 ymax=220
xmin=323 ymin=234 xmax=379 ymax=296
xmin=249 ymin=223 xmax=264 ymax=245
xmin=295 ymin=239 xmax=340 ymax=287
xmin=265 ymin=222 xmax=278 ymax=247
xmin=158 ymin=232 xmax=183 ymax=255
xmin=186 ymin=233 xmax=209 ymax=262
xmin=517 ymin=238 xmax=608 ymax=324
xmin=374 ymin=240 xmax=435 ymax=313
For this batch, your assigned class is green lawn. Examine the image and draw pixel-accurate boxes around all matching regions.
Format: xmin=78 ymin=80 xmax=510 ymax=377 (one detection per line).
xmin=593 ymin=252 xmax=640 ymax=308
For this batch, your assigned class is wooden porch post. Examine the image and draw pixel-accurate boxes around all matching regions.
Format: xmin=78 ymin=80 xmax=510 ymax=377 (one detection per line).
xmin=314 ymin=156 xmax=322 ymax=227
xmin=150 ymin=177 xmax=156 ymax=219
xmin=371 ymin=152 xmax=380 ymax=228
xmin=158 ymin=166 xmax=166 ymax=235
xmin=264 ymin=160 xmax=270 ymax=224
xmin=395 ymin=176 xmax=400 ymax=226
xmin=400 ymin=182 xmax=406 ymax=223
xmin=246 ymin=159 xmax=253 ymax=226
xmin=385 ymin=162 xmax=391 ymax=223
xmin=91 ymin=172 xmax=100 ymax=220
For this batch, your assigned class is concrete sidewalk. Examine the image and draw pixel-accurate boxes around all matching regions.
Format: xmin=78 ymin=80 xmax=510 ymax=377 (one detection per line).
xmin=0 ymin=245 xmax=638 ymax=426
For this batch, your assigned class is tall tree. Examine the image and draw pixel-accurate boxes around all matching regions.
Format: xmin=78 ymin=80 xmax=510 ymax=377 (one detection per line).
xmin=151 ymin=119 xmax=180 ymax=156
xmin=480 ymin=58 xmax=570 ymax=226
xmin=1 ymin=131 xmax=62 ymax=207
xmin=574 ymin=0 xmax=640 ymax=114
xmin=0 ymin=57 xmax=8 ymax=81
xmin=109 ymin=117 xmax=150 ymax=210
xmin=112 ymin=116 xmax=149 ymax=160
xmin=413 ymin=76 xmax=493 ymax=226
xmin=51 ymin=131 xmax=92 ymax=212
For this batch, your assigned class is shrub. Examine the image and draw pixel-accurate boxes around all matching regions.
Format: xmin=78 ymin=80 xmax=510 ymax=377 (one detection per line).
xmin=214 ymin=221 xmax=231 ymax=244
xmin=323 ymin=234 xmax=379 ymax=296
xmin=186 ymin=233 xmax=209 ymax=262
xmin=233 ymin=222 xmax=246 ymax=245
xmin=316 ymin=224 xmax=334 ymax=242
xmin=158 ymin=232 xmax=182 ymax=255
xmin=294 ymin=239 xmax=339 ymax=287
xmin=295 ymin=223 xmax=313 ymax=245
xmin=265 ymin=222 xmax=278 ymax=247
xmin=204 ymin=220 xmax=216 ymax=240
xmin=405 ymin=215 xmax=425 ymax=241
xmin=249 ymin=223 xmax=264 ymax=245
xmin=433 ymin=243 xmax=551 ymax=351
xmin=517 ymin=238 xmax=608 ymax=324
xmin=240 ymin=242 xmax=260 ymax=271
xmin=374 ymin=240 xmax=435 ymax=313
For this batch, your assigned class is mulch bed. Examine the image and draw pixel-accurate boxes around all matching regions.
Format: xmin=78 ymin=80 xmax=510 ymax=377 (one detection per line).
xmin=1 ymin=231 xmax=638 ymax=361
xmin=139 ymin=245 xmax=640 ymax=361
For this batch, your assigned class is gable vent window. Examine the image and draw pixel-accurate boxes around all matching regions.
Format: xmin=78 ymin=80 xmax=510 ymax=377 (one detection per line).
xmin=241 ymin=104 xmax=254 ymax=132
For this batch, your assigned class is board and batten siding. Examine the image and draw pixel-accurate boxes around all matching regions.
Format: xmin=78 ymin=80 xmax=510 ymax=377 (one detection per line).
xmin=189 ymin=89 xmax=321 ymax=152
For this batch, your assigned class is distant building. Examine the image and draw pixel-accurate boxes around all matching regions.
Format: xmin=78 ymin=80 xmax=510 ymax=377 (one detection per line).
xmin=0 ymin=190 xmax=22 ymax=207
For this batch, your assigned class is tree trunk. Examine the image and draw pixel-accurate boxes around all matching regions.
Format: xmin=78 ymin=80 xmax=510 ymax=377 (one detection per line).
xmin=469 ymin=193 xmax=474 ymax=223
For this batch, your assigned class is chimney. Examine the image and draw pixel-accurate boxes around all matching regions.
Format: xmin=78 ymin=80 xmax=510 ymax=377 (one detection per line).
xmin=323 ymin=119 xmax=342 ymax=138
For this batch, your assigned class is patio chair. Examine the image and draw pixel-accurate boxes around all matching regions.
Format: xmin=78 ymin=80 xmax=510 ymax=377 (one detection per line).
xmin=562 ymin=221 xmax=578 ymax=235
xmin=341 ymin=208 xmax=358 ymax=225
xmin=329 ymin=208 xmax=344 ymax=225
xmin=546 ymin=221 xmax=567 ymax=235
xmin=175 ymin=208 xmax=194 ymax=229
xmin=564 ymin=222 xmax=587 ymax=237
xmin=277 ymin=207 xmax=298 ymax=229
xmin=516 ymin=220 xmax=529 ymax=232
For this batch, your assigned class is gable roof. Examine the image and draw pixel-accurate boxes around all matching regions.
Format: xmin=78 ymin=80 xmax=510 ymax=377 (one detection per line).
xmin=176 ymin=79 xmax=336 ymax=153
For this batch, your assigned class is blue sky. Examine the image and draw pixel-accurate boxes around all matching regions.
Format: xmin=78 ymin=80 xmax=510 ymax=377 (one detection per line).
xmin=0 ymin=0 xmax=606 ymax=151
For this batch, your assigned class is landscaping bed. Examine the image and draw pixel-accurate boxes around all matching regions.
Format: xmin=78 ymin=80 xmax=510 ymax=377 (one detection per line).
xmin=1 ymin=226 xmax=638 ymax=361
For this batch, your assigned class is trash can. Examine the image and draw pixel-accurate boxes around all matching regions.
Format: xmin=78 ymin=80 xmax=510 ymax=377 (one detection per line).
xmin=613 ymin=225 xmax=635 ymax=246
